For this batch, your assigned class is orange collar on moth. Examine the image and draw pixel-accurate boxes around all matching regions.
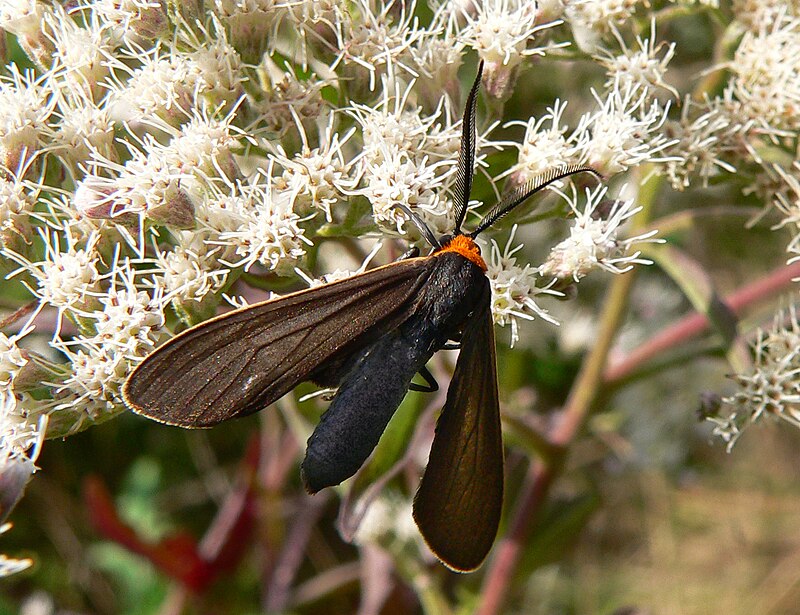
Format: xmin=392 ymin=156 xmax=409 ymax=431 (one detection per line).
xmin=437 ymin=234 xmax=487 ymax=271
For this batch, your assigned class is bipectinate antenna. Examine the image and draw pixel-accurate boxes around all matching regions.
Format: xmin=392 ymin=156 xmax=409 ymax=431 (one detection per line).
xmin=470 ymin=166 xmax=603 ymax=238
xmin=452 ymin=61 xmax=484 ymax=234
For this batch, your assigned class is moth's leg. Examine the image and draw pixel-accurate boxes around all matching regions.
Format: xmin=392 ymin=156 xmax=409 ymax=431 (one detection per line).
xmin=393 ymin=203 xmax=440 ymax=248
xmin=409 ymin=365 xmax=438 ymax=393
xmin=397 ymin=246 xmax=420 ymax=261
xmin=442 ymin=331 xmax=463 ymax=351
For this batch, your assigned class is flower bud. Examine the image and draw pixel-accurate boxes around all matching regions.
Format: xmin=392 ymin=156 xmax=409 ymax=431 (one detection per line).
xmin=148 ymin=189 xmax=196 ymax=229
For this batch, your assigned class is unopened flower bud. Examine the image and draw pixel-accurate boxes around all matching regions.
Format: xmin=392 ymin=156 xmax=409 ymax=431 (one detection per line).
xmin=148 ymin=189 xmax=196 ymax=229
xmin=482 ymin=60 xmax=519 ymax=102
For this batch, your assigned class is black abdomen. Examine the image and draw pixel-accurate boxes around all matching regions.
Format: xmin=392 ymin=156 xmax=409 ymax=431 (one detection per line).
xmin=301 ymin=252 xmax=488 ymax=492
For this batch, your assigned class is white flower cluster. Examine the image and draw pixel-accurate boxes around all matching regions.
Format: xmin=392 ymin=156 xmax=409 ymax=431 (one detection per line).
xmin=485 ymin=225 xmax=561 ymax=347
xmin=538 ymin=185 xmax=658 ymax=282
xmin=0 ymin=325 xmax=45 ymax=577
xmin=0 ymin=0 xmax=582 ymax=445
xmin=709 ymin=306 xmax=800 ymax=451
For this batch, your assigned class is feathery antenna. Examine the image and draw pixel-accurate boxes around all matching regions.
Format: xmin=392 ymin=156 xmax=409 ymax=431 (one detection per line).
xmin=453 ymin=61 xmax=484 ymax=233
xmin=470 ymin=166 xmax=603 ymax=238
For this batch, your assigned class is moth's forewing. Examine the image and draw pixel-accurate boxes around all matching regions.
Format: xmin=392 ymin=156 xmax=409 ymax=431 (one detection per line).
xmin=122 ymin=258 xmax=435 ymax=427
xmin=412 ymin=283 xmax=503 ymax=571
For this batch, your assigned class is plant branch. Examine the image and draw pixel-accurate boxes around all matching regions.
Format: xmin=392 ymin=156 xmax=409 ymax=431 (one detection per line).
xmin=604 ymin=260 xmax=800 ymax=384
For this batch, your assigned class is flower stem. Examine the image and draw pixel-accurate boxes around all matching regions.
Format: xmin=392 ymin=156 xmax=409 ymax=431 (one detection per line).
xmin=477 ymin=268 xmax=637 ymax=615
xmin=604 ymin=260 xmax=800 ymax=384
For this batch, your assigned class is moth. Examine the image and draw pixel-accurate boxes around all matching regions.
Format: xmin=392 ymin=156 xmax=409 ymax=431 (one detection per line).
xmin=123 ymin=62 xmax=598 ymax=571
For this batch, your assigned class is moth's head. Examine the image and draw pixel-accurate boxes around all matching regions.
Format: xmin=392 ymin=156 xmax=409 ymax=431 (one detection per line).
xmin=435 ymin=233 xmax=487 ymax=271
xmin=436 ymin=232 xmax=456 ymax=248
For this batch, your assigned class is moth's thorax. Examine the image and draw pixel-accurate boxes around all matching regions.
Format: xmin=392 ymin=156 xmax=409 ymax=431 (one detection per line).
xmin=436 ymin=234 xmax=487 ymax=271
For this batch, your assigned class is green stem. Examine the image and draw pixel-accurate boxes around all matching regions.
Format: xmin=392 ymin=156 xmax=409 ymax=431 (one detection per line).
xmin=477 ymin=168 xmax=659 ymax=615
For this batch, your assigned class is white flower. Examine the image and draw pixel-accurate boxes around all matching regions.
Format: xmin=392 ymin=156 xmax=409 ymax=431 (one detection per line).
xmin=139 ymin=104 xmax=245 ymax=181
xmin=486 ymin=226 xmax=561 ymax=346
xmin=0 ymin=1 xmax=52 ymax=67
xmin=459 ymin=0 xmax=565 ymax=68
xmin=88 ymin=264 xmax=165 ymax=362
xmin=0 ymin=0 xmax=46 ymax=37
xmin=184 ymin=16 xmax=245 ymax=107
xmin=43 ymin=260 xmax=166 ymax=431
xmin=661 ymin=98 xmax=737 ymax=190
xmin=249 ymin=66 xmax=326 ymax=135
xmin=351 ymin=78 xmax=461 ymax=164
xmin=76 ymin=146 xmax=193 ymax=226
xmin=3 ymin=225 xmax=102 ymax=319
xmin=211 ymin=0 xmax=286 ymax=62
xmin=334 ymin=0 xmax=423 ymax=90
xmin=155 ymin=240 xmax=230 ymax=304
xmin=566 ymin=0 xmax=640 ymax=41
xmin=0 ymin=172 xmax=35 ymax=251
xmin=52 ymin=93 xmax=117 ymax=168
xmin=0 ymin=67 xmax=54 ymax=169
xmin=459 ymin=0 xmax=566 ymax=99
xmin=194 ymin=188 xmax=246 ymax=242
xmin=350 ymin=78 xmax=499 ymax=238
xmin=352 ymin=490 xmax=418 ymax=546
xmin=214 ymin=171 xmax=312 ymax=275
xmin=732 ymin=0 xmax=798 ymax=32
xmin=0 ymin=326 xmax=46 ymax=577
xmin=360 ymin=145 xmax=454 ymax=238
xmin=283 ymin=0 xmax=341 ymax=69
xmin=538 ymin=185 xmax=658 ymax=282
xmin=598 ymin=22 xmax=678 ymax=99
xmin=0 ymin=409 xmax=45 ymax=525
xmin=503 ymin=100 xmax=586 ymax=183
xmin=408 ymin=9 xmax=465 ymax=105
xmin=105 ymin=45 xmax=205 ymax=124
xmin=50 ymin=344 xmax=127 ymax=430
xmin=286 ymin=0 xmax=341 ymax=28
xmin=271 ymin=119 xmax=355 ymax=223
xmin=0 ymin=533 xmax=33 ymax=577
xmin=0 ymin=334 xmax=28 ymax=391
xmin=297 ymin=241 xmax=384 ymax=287
xmin=44 ymin=6 xmax=112 ymax=98
xmin=91 ymin=0 xmax=169 ymax=42
xmin=774 ymin=162 xmax=800 ymax=240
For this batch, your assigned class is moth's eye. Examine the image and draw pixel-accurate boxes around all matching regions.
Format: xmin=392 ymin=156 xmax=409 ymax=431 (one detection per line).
xmin=438 ymin=233 xmax=454 ymax=246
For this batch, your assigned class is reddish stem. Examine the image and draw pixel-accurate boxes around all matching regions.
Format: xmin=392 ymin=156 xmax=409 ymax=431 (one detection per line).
xmin=0 ymin=300 xmax=39 ymax=330
xmin=605 ymin=260 xmax=800 ymax=383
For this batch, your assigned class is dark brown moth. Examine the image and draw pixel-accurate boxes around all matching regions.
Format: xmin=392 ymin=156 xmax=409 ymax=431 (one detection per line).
xmin=122 ymin=62 xmax=599 ymax=571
